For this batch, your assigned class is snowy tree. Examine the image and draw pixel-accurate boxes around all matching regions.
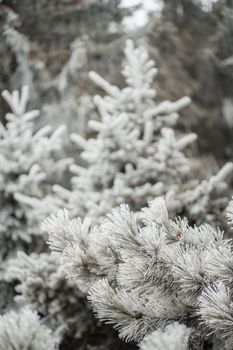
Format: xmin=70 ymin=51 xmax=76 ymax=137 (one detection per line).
xmin=0 ymin=307 xmax=58 ymax=350
xmin=9 ymin=39 xmax=232 ymax=350
xmin=5 ymin=252 xmax=95 ymax=342
xmin=0 ymin=85 xmax=72 ymax=312
xmin=3 ymin=25 xmax=93 ymax=137
xmin=139 ymin=323 xmax=191 ymax=350
xmin=44 ymin=196 xmax=233 ymax=349
xmin=40 ymin=38 xmax=95 ymax=136
xmin=37 ymin=39 xmax=232 ymax=226
xmin=52 ymin=39 xmax=195 ymax=219
xmin=5 ymin=250 xmax=138 ymax=349
xmin=3 ymin=26 xmax=36 ymax=94
xmin=0 ymin=85 xmax=72 ymax=260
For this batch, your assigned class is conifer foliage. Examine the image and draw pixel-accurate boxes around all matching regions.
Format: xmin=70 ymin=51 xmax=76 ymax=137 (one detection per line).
xmin=46 ymin=40 xmax=232 ymax=226
xmin=0 ymin=85 xmax=71 ymax=314
xmin=139 ymin=323 xmax=191 ymax=350
xmin=45 ymin=197 xmax=233 ymax=349
xmin=0 ymin=307 xmax=58 ymax=350
xmin=1 ymin=40 xmax=233 ymax=350
xmin=49 ymin=40 xmax=197 ymax=220
xmin=5 ymin=252 xmax=95 ymax=341
xmin=0 ymin=85 xmax=71 ymax=259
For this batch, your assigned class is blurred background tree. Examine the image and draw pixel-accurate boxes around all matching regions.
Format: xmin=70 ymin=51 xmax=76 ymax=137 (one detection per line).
xmin=0 ymin=0 xmax=232 ymax=165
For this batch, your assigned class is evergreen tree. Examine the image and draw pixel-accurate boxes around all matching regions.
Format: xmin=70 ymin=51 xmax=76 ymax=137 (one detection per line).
xmin=0 ymin=307 xmax=58 ymax=350
xmin=44 ymin=196 xmax=233 ymax=349
xmin=0 ymin=85 xmax=71 ymax=259
xmin=35 ymin=39 xmax=232 ymax=226
xmin=7 ymin=40 xmax=233 ymax=350
xmin=5 ymin=252 xmax=95 ymax=342
xmin=0 ymin=85 xmax=71 ymax=312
